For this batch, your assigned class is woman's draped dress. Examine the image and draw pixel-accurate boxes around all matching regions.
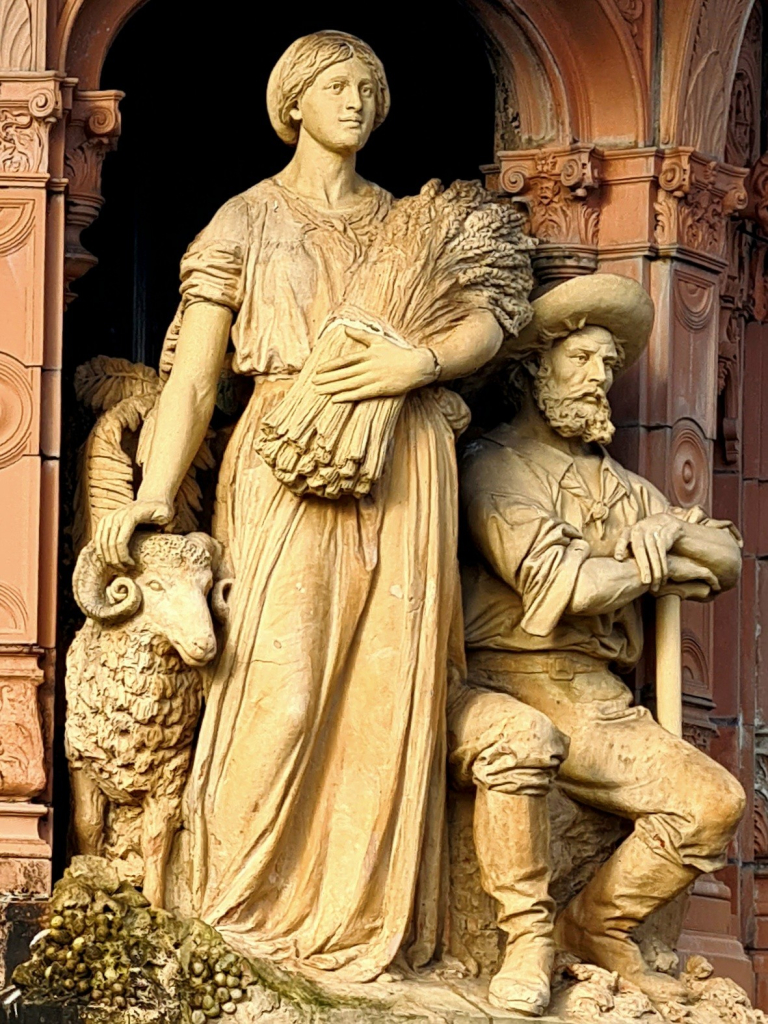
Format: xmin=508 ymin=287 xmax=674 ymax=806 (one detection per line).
xmin=173 ymin=177 xmax=469 ymax=981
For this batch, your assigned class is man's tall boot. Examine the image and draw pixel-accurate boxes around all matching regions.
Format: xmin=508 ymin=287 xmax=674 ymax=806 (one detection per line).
xmin=474 ymin=785 xmax=555 ymax=1017
xmin=554 ymin=830 xmax=697 ymax=1004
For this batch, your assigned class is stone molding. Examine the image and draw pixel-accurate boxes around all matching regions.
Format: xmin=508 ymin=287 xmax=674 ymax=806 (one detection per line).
xmin=63 ymin=88 xmax=123 ymax=302
xmin=494 ymin=145 xmax=749 ymax=280
xmin=0 ymin=73 xmax=63 ymax=185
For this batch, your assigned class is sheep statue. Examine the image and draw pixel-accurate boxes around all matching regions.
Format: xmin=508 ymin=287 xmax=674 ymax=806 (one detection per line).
xmin=64 ymin=529 xmax=223 ymax=908
xmin=62 ymin=354 xmax=236 ymax=907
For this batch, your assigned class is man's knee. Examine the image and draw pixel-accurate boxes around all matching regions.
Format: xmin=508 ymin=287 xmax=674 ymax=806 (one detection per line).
xmin=465 ymin=706 xmax=569 ymax=795
xmin=665 ymin=757 xmax=746 ymax=864
xmin=693 ymin=764 xmax=746 ymax=845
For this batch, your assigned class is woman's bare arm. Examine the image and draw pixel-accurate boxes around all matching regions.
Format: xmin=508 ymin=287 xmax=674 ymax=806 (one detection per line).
xmin=428 ymin=309 xmax=504 ymax=380
xmin=94 ymin=302 xmax=231 ymax=566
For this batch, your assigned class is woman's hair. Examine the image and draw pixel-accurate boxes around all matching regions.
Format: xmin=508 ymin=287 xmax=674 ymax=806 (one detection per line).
xmin=267 ymin=30 xmax=390 ymax=145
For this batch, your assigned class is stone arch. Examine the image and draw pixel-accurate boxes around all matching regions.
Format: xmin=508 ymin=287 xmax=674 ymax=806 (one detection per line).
xmin=56 ymin=0 xmax=648 ymax=147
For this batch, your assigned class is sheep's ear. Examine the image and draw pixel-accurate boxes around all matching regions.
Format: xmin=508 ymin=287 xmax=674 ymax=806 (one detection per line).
xmin=211 ymin=578 xmax=234 ymax=625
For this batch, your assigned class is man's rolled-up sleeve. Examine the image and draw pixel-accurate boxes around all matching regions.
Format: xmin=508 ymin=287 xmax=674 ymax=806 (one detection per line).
xmin=466 ymin=492 xmax=591 ymax=638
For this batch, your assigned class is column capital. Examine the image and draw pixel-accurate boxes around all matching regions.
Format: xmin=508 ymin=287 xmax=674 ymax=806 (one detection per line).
xmin=0 ymin=72 xmax=66 ymax=187
xmin=64 ymin=88 xmax=123 ymax=303
xmin=653 ymin=148 xmax=749 ymax=271
xmin=492 ymin=144 xmax=602 ymax=284
xmin=492 ymin=144 xmax=750 ymax=278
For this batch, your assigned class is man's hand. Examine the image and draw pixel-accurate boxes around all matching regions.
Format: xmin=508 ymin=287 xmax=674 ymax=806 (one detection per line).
xmin=613 ymin=513 xmax=685 ymax=592
xmin=313 ymin=328 xmax=437 ymax=402
xmin=655 ymin=553 xmax=721 ymax=601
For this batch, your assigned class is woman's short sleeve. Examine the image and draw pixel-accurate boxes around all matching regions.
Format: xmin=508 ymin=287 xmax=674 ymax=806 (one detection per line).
xmin=179 ymin=196 xmax=250 ymax=313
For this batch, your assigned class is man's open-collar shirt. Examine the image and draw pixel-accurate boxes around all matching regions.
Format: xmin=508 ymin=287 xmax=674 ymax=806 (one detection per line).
xmin=460 ymin=422 xmax=728 ymax=672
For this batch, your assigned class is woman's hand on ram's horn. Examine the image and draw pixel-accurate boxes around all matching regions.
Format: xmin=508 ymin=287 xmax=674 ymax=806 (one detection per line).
xmin=94 ymin=499 xmax=174 ymax=568
xmin=313 ymin=327 xmax=439 ymax=403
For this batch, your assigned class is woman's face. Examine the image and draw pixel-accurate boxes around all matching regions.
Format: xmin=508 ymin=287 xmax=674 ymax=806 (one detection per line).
xmin=291 ymin=56 xmax=377 ymax=154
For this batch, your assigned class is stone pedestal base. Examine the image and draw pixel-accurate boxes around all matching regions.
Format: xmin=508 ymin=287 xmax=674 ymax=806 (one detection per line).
xmin=677 ymin=876 xmax=754 ymax=1000
xmin=0 ymin=802 xmax=51 ymax=900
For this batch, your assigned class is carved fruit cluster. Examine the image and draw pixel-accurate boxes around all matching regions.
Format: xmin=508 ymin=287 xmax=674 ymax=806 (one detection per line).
xmin=13 ymin=886 xmax=154 ymax=1010
xmin=186 ymin=942 xmax=249 ymax=1021
xmin=10 ymin=856 xmax=253 ymax=1021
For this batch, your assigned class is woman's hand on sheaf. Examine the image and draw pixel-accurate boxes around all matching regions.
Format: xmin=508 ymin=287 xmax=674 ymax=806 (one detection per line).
xmin=94 ymin=499 xmax=174 ymax=568
xmin=313 ymin=327 xmax=437 ymax=402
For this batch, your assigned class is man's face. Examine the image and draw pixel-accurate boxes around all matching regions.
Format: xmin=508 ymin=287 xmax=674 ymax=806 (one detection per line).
xmin=291 ymin=58 xmax=377 ymax=155
xmin=533 ymin=325 xmax=619 ymax=445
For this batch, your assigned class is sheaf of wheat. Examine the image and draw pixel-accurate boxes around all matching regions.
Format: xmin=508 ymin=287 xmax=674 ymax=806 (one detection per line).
xmin=254 ymin=179 xmax=535 ymax=500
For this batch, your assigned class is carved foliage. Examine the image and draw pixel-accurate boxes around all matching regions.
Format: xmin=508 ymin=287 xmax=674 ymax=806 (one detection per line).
xmin=0 ymin=0 xmax=33 ymax=71
xmin=654 ymin=149 xmax=748 ymax=264
xmin=755 ymin=721 xmax=768 ymax=860
xmin=682 ymin=0 xmax=754 ymax=159
xmin=498 ymin=146 xmax=601 ymax=248
xmin=64 ymin=91 xmax=123 ymax=300
xmin=715 ymin=13 xmax=764 ymax=463
xmin=725 ymin=4 xmax=761 ymax=169
xmin=0 ymin=657 xmax=45 ymax=799
xmin=0 ymin=77 xmax=61 ymax=177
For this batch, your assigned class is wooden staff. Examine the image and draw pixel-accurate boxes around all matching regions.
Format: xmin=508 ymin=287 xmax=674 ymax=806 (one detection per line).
xmin=656 ymin=593 xmax=683 ymax=737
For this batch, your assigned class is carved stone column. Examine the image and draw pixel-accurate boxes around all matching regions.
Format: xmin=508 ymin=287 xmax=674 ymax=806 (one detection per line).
xmin=63 ymin=89 xmax=122 ymax=304
xmin=493 ymin=144 xmax=602 ymax=284
xmin=0 ymin=8 xmax=66 ymax=892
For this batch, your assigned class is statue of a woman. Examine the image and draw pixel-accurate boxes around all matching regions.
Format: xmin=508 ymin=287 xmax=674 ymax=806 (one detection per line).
xmin=93 ymin=31 xmax=512 ymax=982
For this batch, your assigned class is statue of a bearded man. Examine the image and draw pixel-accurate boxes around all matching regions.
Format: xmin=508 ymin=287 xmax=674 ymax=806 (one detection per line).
xmin=452 ymin=273 xmax=745 ymax=1015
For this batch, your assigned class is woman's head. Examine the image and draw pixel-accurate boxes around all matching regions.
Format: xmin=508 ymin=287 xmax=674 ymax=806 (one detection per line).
xmin=267 ymin=31 xmax=390 ymax=152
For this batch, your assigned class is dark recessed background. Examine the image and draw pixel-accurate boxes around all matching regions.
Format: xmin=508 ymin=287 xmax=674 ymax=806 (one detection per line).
xmin=64 ymin=0 xmax=495 ymax=369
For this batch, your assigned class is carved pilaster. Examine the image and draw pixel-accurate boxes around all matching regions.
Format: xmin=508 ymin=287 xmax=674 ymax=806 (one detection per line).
xmin=0 ymin=74 xmax=62 ymax=184
xmin=64 ymin=89 xmax=123 ymax=303
xmin=653 ymin=148 xmax=748 ymax=271
xmin=496 ymin=145 xmax=602 ymax=284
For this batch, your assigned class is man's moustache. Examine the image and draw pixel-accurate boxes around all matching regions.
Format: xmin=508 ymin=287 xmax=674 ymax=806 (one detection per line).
xmin=567 ymin=389 xmax=607 ymax=401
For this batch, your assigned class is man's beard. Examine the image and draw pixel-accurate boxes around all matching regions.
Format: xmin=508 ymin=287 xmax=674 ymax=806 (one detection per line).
xmin=533 ymin=370 xmax=615 ymax=445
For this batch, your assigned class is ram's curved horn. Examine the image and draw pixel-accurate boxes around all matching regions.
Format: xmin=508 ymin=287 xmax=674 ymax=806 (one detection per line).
xmin=72 ymin=542 xmax=142 ymax=625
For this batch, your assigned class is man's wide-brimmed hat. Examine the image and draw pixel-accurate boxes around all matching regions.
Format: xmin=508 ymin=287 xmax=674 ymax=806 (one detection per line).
xmin=513 ymin=273 xmax=655 ymax=372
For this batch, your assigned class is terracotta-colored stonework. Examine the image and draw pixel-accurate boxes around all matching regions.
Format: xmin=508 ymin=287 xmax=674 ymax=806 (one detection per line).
xmin=2 ymin=0 xmax=768 ymax=1012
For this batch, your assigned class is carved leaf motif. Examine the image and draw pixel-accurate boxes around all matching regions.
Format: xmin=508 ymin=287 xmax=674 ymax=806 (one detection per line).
xmin=0 ymin=108 xmax=44 ymax=173
xmin=683 ymin=0 xmax=752 ymax=157
xmin=0 ymin=0 xmax=33 ymax=71
xmin=74 ymin=356 xmax=160 ymax=413
xmin=755 ymin=723 xmax=768 ymax=860
xmin=73 ymin=394 xmax=157 ymax=553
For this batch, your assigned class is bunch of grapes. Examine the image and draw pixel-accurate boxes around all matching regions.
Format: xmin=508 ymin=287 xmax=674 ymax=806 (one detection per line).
xmin=28 ymin=902 xmax=151 ymax=1010
xmin=11 ymin=858 xmax=254 ymax=1019
xmin=185 ymin=941 xmax=249 ymax=1021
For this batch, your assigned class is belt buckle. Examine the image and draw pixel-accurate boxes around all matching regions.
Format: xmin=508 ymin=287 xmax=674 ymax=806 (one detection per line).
xmin=549 ymin=656 xmax=574 ymax=681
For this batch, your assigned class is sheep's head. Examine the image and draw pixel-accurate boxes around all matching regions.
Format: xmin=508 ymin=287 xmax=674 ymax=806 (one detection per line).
xmin=72 ymin=532 xmax=221 ymax=667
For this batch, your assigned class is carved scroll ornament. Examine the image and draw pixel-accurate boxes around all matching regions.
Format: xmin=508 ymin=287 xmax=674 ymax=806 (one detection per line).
xmin=64 ymin=90 xmax=123 ymax=302
xmin=654 ymin=149 xmax=748 ymax=268
xmin=0 ymin=76 xmax=62 ymax=180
